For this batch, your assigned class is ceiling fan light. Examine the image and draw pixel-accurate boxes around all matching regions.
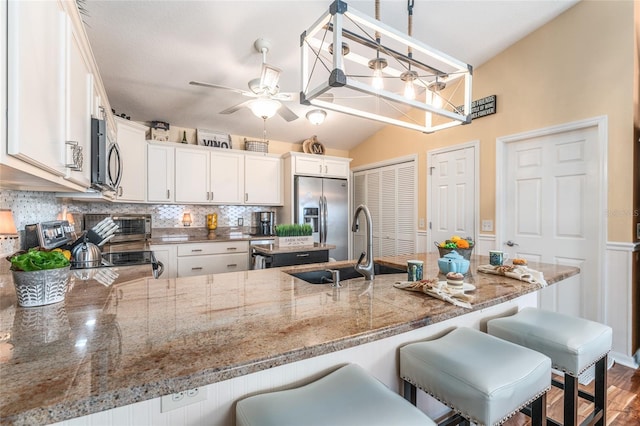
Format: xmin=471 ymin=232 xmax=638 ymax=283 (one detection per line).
xmin=249 ymin=98 xmax=281 ymax=119
xmin=306 ymin=109 xmax=327 ymax=125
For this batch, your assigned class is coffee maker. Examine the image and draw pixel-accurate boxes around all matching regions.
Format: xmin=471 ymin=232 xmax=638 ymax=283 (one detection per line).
xmin=252 ymin=211 xmax=275 ymax=236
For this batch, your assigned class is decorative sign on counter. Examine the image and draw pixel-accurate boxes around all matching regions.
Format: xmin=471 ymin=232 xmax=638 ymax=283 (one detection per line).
xmin=197 ymin=129 xmax=232 ymax=149
xmin=275 ymin=236 xmax=314 ymax=247
xmin=456 ymin=95 xmax=496 ymax=120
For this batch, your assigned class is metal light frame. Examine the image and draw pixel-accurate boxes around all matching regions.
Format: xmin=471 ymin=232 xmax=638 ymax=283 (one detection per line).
xmin=300 ymin=0 xmax=473 ymax=133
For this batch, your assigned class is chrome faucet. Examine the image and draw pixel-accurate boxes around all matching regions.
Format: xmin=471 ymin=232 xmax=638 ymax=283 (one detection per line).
xmin=351 ymin=204 xmax=374 ymax=281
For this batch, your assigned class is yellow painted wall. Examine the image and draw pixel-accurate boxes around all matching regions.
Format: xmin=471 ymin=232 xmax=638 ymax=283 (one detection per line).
xmin=348 ymin=0 xmax=635 ymax=243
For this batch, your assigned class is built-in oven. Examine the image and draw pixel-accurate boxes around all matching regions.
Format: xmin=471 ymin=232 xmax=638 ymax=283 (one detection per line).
xmin=91 ymin=117 xmax=122 ymax=192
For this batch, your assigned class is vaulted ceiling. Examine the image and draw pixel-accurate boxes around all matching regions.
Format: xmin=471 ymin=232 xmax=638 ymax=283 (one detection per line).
xmin=83 ymin=0 xmax=579 ymax=151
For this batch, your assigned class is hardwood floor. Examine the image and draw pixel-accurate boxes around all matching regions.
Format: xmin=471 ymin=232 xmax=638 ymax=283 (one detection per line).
xmin=503 ymin=362 xmax=640 ymax=425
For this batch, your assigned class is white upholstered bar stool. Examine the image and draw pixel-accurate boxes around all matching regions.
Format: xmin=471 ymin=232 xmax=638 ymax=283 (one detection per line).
xmin=487 ymin=307 xmax=612 ymax=426
xmin=400 ymin=327 xmax=551 ymax=426
xmin=235 ymin=363 xmax=437 ymax=426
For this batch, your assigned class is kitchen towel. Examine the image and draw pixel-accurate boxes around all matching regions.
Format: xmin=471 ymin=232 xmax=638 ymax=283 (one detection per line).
xmin=394 ymin=279 xmax=473 ymax=309
xmin=253 ymin=255 xmax=266 ymax=270
xmin=477 ymin=264 xmax=548 ymax=287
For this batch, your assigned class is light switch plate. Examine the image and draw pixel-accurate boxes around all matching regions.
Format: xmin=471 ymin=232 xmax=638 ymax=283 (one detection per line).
xmin=419 ymin=218 xmax=425 ymax=228
xmin=481 ymin=220 xmax=493 ymax=232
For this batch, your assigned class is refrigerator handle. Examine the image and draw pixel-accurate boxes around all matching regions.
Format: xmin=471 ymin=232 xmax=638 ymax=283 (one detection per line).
xmin=318 ymin=196 xmax=325 ymax=244
xmin=322 ymin=195 xmax=328 ymax=244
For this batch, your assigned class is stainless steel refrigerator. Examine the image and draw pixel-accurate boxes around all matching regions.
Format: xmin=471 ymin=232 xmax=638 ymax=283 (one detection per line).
xmin=294 ymin=176 xmax=349 ymax=261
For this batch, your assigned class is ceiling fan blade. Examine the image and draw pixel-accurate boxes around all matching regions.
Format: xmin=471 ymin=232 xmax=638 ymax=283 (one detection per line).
xmin=219 ymin=100 xmax=253 ymax=115
xmin=278 ymin=104 xmax=298 ymax=122
xmin=190 ymin=81 xmax=255 ymax=97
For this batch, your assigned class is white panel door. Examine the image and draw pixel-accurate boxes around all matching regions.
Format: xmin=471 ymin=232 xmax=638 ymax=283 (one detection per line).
xmin=430 ymin=147 xmax=475 ymax=247
xmin=504 ymin=125 xmax=600 ymax=319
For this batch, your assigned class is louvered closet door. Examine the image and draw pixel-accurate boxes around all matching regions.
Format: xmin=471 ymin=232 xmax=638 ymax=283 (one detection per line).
xmin=396 ymin=162 xmax=416 ymax=254
xmin=366 ymin=171 xmax=382 ymax=257
xmin=380 ymin=167 xmax=397 ymax=255
xmin=352 ymin=161 xmax=416 ymax=258
xmin=352 ymin=173 xmax=366 ymax=258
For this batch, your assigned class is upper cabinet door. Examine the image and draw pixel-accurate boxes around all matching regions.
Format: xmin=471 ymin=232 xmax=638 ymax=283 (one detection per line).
xmin=210 ymin=151 xmax=244 ymax=204
xmin=147 ymin=144 xmax=174 ymax=202
xmin=175 ymin=147 xmax=210 ymax=203
xmin=64 ymin=19 xmax=93 ymax=187
xmin=245 ymin=155 xmax=282 ymax=205
xmin=7 ymin=0 xmax=67 ymax=176
xmin=115 ymin=118 xmax=147 ymax=202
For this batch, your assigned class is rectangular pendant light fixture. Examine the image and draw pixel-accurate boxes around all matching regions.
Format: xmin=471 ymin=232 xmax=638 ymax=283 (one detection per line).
xmin=300 ymin=0 xmax=473 ymax=133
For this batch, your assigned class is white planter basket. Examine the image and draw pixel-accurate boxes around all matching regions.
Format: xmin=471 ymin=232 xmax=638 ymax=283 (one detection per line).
xmin=275 ymin=236 xmax=314 ymax=247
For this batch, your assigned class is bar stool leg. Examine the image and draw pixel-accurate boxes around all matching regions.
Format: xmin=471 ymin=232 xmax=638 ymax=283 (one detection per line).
xmin=530 ymin=393 xmax=547 ymax=426
xmin=594 ymin=355 xmax=608 ymax=426
xmin=403 ymin=380 xmax=417 ymax=405
xmin=564 ymin=374 xmax=578 ymax=426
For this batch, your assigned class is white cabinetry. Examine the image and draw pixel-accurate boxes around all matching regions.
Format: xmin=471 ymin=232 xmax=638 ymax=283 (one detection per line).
xmin=245 ymin=154 xmax=282 ymax=205
xmin=149 ymin=244 xmax=177 ymax=279
xmin=174 ymin=147 xmax=245 ymax=204
xmin=64 ymin=17 xmax=93 ymax=187
xmin=176 ymin=241 xmax=249 ymax=277
xmin=154 ymin=144 xmax=281 ymax=206
xmin=115 ymin=118 xmax=147 ymax=202
xmin=288 ymin=153 xmax=350 ymax=178
xmin=147 ymin=143 xmax=175 ymax=202
xmin=3 ymin=0 xmax=99 ymax=191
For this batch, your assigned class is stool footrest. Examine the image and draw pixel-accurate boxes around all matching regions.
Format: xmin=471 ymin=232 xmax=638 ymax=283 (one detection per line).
xmin=551 ymin=378 xmax=596 ymax=403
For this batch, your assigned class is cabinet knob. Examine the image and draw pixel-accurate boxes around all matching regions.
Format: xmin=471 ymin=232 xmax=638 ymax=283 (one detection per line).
xmin=226 ymin=247 xmax=237 ymax=251
xmin=191 ymin=267 xmax=203 ymax=271
xmin=296 ymin=253 xmax=310 ymax=257
xmin=191 ymin=249 xmax=203 ymax=252
xmin=226 ymin=264 xmax=237 ymax=268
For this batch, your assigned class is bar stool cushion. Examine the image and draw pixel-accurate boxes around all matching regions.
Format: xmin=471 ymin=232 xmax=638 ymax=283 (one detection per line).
xmin=400 ymin=327 xmax=551 ymax=425
xmin=487 ymin=307 xmax=612 ymax=376
xmin=236 ymin=363 xmax=436 ymax=426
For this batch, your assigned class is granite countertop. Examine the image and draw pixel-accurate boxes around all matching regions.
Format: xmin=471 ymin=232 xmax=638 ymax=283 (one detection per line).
xmin=0 ymin=254 xmax=579 ymax=425
xmin=148 ymin=227 xmax=274 ymax=244
xmin=252 ymin=242 xmax=336 ymax=255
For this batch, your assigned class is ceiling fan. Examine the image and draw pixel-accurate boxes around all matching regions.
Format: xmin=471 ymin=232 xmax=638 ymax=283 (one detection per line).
xmin=189 ymin=38 xmax=298 ymax=122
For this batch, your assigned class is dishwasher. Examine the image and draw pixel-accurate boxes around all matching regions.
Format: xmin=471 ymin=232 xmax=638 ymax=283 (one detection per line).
xmin=249 ymin=238 xmax=275 ymax=269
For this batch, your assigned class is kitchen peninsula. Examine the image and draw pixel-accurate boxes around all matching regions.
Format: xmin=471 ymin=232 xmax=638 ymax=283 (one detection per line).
xmin=0 ymin=254 xmax=579 ymax=425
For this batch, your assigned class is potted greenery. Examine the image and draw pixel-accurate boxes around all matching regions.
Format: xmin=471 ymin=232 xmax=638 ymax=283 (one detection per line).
xmin=274 ymin=224 xmax=314 ymax=247
xmin=8 ymin=248 xmax=71 ymax=307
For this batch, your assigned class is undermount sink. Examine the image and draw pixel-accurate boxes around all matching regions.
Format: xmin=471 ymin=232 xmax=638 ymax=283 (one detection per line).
xmin=287 ymin=263 xmax=406 ymax=284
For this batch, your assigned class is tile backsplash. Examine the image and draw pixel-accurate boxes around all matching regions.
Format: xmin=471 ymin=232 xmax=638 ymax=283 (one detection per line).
xmin=0 ymin=189 xmax=279 ymax=237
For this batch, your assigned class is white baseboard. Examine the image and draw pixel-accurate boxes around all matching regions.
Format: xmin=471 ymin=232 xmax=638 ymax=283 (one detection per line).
xmin=610 ymin=350 xmax=639 ymax=369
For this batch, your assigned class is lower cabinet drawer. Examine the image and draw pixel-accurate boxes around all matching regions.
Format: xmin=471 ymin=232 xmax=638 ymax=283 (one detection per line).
xmin=268 ymin=250 xmax=329 ymax=267
xmin=177 ymin=253 xmax=248 ymax=277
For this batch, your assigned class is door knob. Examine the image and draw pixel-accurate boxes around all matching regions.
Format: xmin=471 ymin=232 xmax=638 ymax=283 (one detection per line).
xmin=504 ymin=240 xmax=519 ymax=247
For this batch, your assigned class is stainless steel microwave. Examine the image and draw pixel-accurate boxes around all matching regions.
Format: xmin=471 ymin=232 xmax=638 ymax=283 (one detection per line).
xmin=91 ymin=118 xmax=122 ymax=192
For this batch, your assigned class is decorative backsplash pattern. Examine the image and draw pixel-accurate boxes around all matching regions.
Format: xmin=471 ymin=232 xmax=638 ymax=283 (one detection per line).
xmin=0 ymin=189 xmax=279 ymax=233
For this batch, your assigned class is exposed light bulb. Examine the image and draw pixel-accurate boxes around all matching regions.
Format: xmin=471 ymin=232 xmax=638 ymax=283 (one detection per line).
xmin=368 ymin=57 xmax=388 ymax=91
xmin=400 ymin=70 xmax=418 ymax=100
xmin=428 ymin=80 xmax=446 ymax=109
xmin=372 ymin=68 xmax=384 ymax=90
